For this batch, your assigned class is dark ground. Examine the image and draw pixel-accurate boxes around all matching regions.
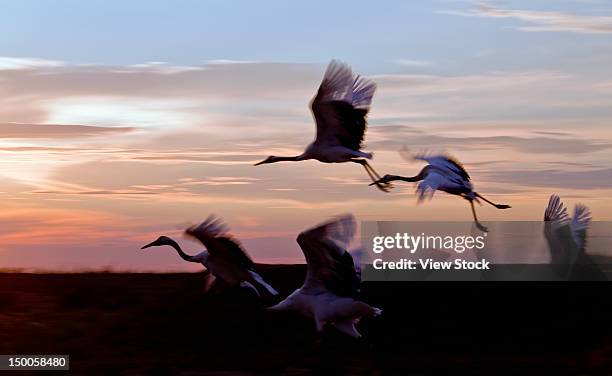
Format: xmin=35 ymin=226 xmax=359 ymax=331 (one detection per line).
xmin=1 ymin=265 xmax=611 ymax=375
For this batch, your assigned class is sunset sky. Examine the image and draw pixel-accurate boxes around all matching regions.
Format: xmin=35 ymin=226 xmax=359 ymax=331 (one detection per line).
xmin=1 ymin=0 xmax=612 ymax=270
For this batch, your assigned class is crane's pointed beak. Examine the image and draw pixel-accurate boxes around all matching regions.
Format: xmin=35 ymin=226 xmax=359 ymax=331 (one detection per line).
xmin=254 ymin=156 xmax=274 ymax=166
xmin=141 ymin=241 xmax=156 ymax=250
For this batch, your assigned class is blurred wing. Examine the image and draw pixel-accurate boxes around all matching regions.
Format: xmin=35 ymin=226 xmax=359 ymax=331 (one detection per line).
xmin=185 ymin=215 xmax=229 ymax=245
xmin=414 ymin=153 xmax=470 ymax=181
xmin=543 ymin=194 xmax=570 ymax=250
xmin=326 ymin=214 xmax=357 ymax=251
xmin=416 ymin=174 xmax=442 ymax=202
xmin=214 ymin=237 xmax=255 ymax=270
xmin=398 ymin=146 xmax=416 ymax=162
xmin=185 ymin=215 xmax=254 ymax=269
xmin=544 ymin=194 xmax=570 ymax=224
xmin=442 ymin=155 xmax=470 ymax=181
xmin=403 ymin=149 xmax=470 ymax=181
xmin=296 ymin=214 xmax=360 ymax=296
xmin=570 ymin=204 xmax=591 ymax=250
xmin=543 ymin=195 xmax=575 ymax=272
xmin=349 ymin=247 xmax=364 ymax=282
xmin=310 ymin=60 xmax=375 ymax=150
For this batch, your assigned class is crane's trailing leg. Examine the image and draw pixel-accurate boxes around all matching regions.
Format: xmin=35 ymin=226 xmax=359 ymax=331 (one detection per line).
xmin=475 ymin=193 xmax=511 ymax=209
xmin=364 ymin=160 xmax=389 ymax=182
xmin=470 ymin=200 xmax=488 ymax=232
xmin=352 ymin=159 xmax=393 ymax=192
xmin=362 ymin=165 xmax=383 ymax=189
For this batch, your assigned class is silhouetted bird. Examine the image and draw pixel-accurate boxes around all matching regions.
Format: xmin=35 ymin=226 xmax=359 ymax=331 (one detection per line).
xmin=544 ymin=194 xmax=604 ymax=280
xmin=372 ymin=151 xmax=511 ymax=231
xmin=254 ymin=60 xmax=392 ymax=192
xmin=267 ymin=214 xmax=381 ymax=338
xmin=141 ymin=215 xmax=278 ymax=297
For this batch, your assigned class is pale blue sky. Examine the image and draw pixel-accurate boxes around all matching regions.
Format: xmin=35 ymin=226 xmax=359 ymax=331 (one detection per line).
xmin=1 ymin=0 xmax=611 ymax=75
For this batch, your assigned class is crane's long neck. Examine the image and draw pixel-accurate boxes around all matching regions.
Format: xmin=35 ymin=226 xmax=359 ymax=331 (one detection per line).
xmin=387 ymin=169 xmax=427 ymax=183
xmin=165 ymin=238 xmax=196 ymax=262
xmin=255 ymin=154 xmax=307 ymax=166
xmin=273 ymin=155 xmax=303 ymax=162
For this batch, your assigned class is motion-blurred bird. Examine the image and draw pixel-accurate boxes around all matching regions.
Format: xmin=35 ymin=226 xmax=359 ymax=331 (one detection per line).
xmin=544 ymin=194 xmax=591 ymax=255
xmin=254 ymin=60 xmax=392 ymax=192
xmin=267 ymin=214 xmax=381 ymax=338
xmin=371 ymin=152 xmax=511 ymax=231
xmin=543 ymin=194 xmax=603 ymax=280
xmin=141 ymin=215 xmax=278 ymax=298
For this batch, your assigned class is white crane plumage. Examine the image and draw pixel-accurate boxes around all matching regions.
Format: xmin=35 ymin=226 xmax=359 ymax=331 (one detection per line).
xmin=267 ymin=215 xmax=382 ymax=338
xmin=372 ymin=152 xmax=511 ymax=231
xmin=254 ymin=60 xmax=392 ymax=192
xmin=141 ymin=215 xmax=278 ymax=298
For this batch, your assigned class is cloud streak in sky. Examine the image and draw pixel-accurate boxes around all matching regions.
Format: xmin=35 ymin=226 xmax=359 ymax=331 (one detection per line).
xmin=0 ymin=57 xmax=64 ymax=70
xmin=445 ymin=2 xmax=612 ymax=34
xmin=368 ymin=125 xmax=612 ymax=155
xmin=0 ymin=123 xmax=134 ymax=138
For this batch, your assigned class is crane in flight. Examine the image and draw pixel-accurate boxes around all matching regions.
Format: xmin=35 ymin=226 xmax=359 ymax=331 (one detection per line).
xmin=141 ymin=215 xmax=278 ymax=298
xmin=371 ymin=152 xmax=511 ymax=231
xmin=267 ymin=214 xmax=382 ymax=338
xmin=543 ymin=194 xmax=605 ymax=280
xmin=254 ymin=60 xmax=392 ymax=192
